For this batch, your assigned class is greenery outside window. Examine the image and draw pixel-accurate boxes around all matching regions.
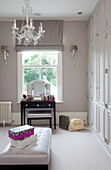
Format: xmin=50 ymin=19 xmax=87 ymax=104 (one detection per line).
xmin=17 ymin=51 xmax=63 ymax=102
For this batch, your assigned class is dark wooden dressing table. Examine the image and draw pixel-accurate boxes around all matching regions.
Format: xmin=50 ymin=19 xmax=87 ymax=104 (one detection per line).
xmin=20 ymin=100 xmax=56 ymax=129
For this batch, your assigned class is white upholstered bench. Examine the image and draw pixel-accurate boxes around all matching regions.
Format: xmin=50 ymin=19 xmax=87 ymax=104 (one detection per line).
xmin=0 ymin=128 xmax=52 ymax=170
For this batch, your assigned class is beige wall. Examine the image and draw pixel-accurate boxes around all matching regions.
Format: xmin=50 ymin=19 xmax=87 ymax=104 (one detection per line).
xmin=57 ymin=21 xmax=88 ymax=112
xmin=0 ymin=21 xmax=19 ymax=112
xmin=0 ymin=21 xmax=88 ymax=113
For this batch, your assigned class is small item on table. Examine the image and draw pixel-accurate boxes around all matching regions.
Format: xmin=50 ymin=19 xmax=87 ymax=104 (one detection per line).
xmin=43 ymin=94 xmax=45 ymax=101
xmin=26 ymin=95 xmax=30 ymax=101
xmin=23 ymin=94 xmax=26 ymax=99
xmin=21 ymin=94 xmax=27 ymax=101
xmin=47 ymin=96 xmax=49 ymax=101
xmin=49 ymin=95 xmax=54 ymax=101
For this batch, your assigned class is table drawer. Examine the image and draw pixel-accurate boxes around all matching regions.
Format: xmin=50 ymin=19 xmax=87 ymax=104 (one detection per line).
xmin=23 ymin=102 xmax=54 ymax=108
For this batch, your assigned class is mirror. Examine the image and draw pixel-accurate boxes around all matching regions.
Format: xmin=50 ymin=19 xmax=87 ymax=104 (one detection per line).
xmin=27 ymin=80 xmax=51 ymax=97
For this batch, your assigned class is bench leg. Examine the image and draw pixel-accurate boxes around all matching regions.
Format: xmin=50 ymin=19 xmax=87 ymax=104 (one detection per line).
xmin=30 ymin=119 xmax=31 ymax=126
xmin=27 ymin=118 xmax=29 ymax=125
xmin=27 ymin=119 xmax=31 ymax=126
xmin=0 ymin=165 xmax=48 ymax=170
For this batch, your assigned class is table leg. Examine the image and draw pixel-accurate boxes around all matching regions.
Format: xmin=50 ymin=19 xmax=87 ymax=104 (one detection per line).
xmin=24 ymin=108 xmax=25 ymax=125
xmin=21 ymin=103 xmax=23 ymax=126
xmin=54 ymin=104 xmax=56 ymax=129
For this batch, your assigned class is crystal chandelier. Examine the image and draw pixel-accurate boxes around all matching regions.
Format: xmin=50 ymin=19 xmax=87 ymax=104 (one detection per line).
xmin=12 ymin=0 xmax=45 ymax=46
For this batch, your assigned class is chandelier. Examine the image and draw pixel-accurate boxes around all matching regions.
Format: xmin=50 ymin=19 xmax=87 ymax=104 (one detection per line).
xmin=12 ymin=0 xmax=45 ymax=46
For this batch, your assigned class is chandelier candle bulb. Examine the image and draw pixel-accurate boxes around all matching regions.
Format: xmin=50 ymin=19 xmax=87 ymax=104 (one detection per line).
xmin=30 ymin=19 xmax=32 ymax=29
xmin=40 ymin=22 xmax=43 ymax=31
xmin=14 ymin=19 xmax=16 ymax=29
xmin=39 ymin=27 xmax=41 ymax=33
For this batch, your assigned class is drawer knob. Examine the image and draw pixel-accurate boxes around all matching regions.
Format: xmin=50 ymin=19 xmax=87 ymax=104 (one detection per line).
xmin=37 ymin=104 xmax=39 ymax=107
xmin=25 ymin=104 xmax=28 ymax=107
xmin=48 ymin=104 xmax=51 ymax=106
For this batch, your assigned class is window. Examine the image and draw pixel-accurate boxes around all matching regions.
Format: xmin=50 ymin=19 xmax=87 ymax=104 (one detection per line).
xmin=17 ymin=51 xmax=63 ymax=102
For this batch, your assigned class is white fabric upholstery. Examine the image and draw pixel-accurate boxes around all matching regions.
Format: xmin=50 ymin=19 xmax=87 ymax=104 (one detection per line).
xmin=27 ymin=113 xmax=52 ymax=118
xmin=0 ymin=128 xmax=52 ymax=165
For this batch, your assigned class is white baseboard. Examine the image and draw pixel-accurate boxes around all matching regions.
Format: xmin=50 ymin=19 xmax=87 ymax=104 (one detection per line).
xmin=12 ymin=112 xmax=21 ymax=125
xmin=11 ymin=112 xmax=87 ymax=126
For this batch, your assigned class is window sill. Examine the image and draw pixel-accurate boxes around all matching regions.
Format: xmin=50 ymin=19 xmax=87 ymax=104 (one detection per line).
xmin=55 ymin=101 xmax=64 ymax=104
xmin=17 ymin=100 xmax=64 ymax=104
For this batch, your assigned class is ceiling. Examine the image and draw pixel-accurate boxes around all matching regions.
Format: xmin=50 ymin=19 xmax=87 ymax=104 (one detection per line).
xmin=0 ymin=0 xmax=98 ymax=21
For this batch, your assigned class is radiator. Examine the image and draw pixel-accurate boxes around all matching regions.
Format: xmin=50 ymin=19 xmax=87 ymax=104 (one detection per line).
xmin=0 ymin=102 xmax=12 ymax=126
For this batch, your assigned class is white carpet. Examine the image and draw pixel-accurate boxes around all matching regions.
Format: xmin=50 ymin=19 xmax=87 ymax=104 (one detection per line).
xmin=49 ymin=127 xmax=111 ymax=170
xmin=0 ymin=126 xmax=111 ymax=170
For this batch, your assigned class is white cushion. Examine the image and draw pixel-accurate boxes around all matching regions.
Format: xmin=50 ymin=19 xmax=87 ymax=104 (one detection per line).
xmin=27 ymin=113 xmax=52 ymax=118
xmin=0 ymin=128 xmax=52 ymax=165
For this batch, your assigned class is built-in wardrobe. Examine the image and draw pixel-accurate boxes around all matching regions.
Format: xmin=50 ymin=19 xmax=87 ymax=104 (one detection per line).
xmin=88 ymin=0 xmax=111 ymax=156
